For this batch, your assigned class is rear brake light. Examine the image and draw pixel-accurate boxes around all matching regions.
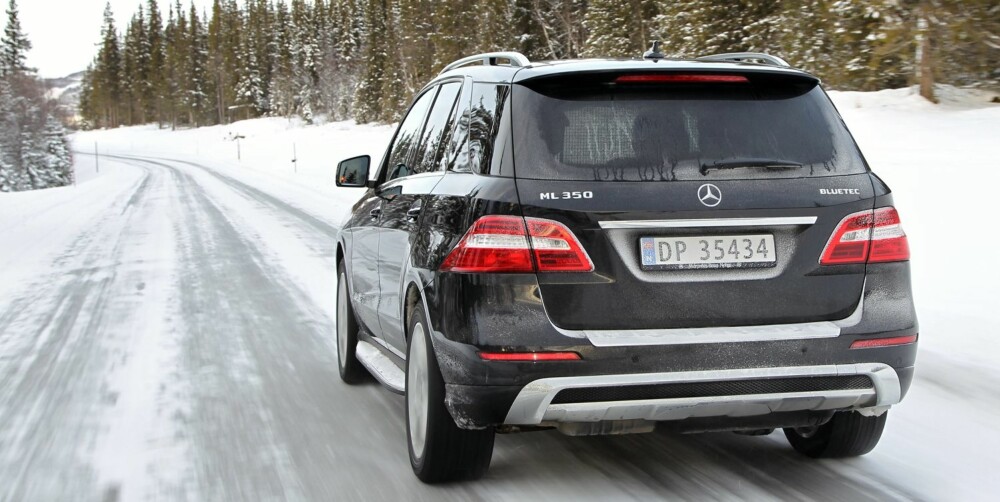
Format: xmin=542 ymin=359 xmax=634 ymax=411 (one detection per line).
xmin=478 ymin=351 xmax=581 ymax=361
xmin=440 ymin=215 xmax=594 ymax=273
xmin=820 ymin=207 xmax=910 ymax=265
xmin=850 ymin=334 xmax=918 ymax=349
xmin=615 ymin=74 xmax=749 ymax=84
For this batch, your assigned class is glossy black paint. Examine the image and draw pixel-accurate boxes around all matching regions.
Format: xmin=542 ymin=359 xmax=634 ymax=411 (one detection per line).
xmin=335 ymin=57 xmax=918 ymax=431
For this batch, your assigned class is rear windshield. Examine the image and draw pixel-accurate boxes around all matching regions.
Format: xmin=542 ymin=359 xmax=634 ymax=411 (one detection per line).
xmin=511 ymin=75 xmax=867 ymax=181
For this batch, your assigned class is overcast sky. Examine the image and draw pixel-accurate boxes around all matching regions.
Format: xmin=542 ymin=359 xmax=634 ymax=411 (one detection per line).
xmin=21 ymin=0 xmax=211 ymax=78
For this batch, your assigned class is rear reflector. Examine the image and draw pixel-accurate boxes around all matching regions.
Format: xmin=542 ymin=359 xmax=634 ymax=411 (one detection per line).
xmin=440 ymin=215 xmax=594 ymax=273
xmin=820 ymin=207 xmax=910 ymax=265
xmin=479 ymin=351 xmax=582 ymax=361
xmin=850 ymin=335 xmax=918 ymax=349
xmin=615 ymin=74 xmax=749 ymax=84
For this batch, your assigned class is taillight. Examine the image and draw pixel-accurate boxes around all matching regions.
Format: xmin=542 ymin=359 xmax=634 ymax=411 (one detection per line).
xmin=820 ymin=207 xmax=910 ymax=265
xmin=440 ymin=216 xmax=594 ymax=273
xmin=615 ymin=74 xmax=749 ymax=84
xmin=868 ymin=207 xmax=910 ymax=263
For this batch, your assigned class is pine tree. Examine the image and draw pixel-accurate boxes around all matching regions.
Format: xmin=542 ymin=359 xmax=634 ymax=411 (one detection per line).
xmin=583 ymin=0 xmax=657 ymax=57
xmin=653 ymin=0 xmax=782 ymax=58
xmin=186 ymin=5 xmax=211 ymax=125
xmin=431 ymin=0 xmax=476 ymax=70
xmin=92 ymin=2 xmax=123 ymax=128
xmin=1 ymin=0 xmax=31 ymax=76
xmin=354 ymin=0 xmax=389 ymax=123
xmin=476 ymin=0 xmax=516 ymax=53
xmin=0 ymin=14 xmax=72 ymax=192
xmin=122 ymin=9 xmax=148 ymax=124
xmin=145 ymin=0 xmax=167 ymax=124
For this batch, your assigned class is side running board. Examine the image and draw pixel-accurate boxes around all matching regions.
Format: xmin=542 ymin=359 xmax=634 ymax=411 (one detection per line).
xmin=355 ymin=340 xmax=405 ymax=394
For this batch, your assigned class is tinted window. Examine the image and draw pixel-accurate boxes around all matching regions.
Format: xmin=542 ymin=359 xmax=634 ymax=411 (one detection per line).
xmin=443 ymin=86 xmax=471 ymax=172
xmin=385 ymin=89 xmax=436 ymax=181
xmin=413 ymin=82 xmax=461 ymax=174
xmin=512 ymin=79 xmax=866 ymax=181
xmin=469 ymin=83 xmax=511 ymax=174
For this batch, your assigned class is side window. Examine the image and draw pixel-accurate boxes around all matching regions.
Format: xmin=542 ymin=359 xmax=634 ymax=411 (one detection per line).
xmin=384 ymin=88 xmax=436 ymax=182
xmin=469 ymin=83 xmax=511 ymax=174
xmin=412 ymin=82 xmax=462 ymax=175
xmin=443 ymin=84 xmax=471 ymax=172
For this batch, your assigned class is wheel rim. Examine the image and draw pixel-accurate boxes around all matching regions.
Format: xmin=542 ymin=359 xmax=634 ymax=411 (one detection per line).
xmin=337 ymin=272 xmax=349 ymax=368
xmin=407 ymin=322 xmax=429 ymax=457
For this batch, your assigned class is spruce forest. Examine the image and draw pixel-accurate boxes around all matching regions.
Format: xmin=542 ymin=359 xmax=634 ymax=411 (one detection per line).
xmin=80 ymin=0 xmax=999 ymax=130
xmin=0 ymin=0 xmax=74 ymax=192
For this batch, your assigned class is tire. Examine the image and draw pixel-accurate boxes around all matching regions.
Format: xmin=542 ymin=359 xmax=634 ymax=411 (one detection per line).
xmin=336 ymin=261 xmax=366 ymax=384
xmin=784 ymin=411 xmax=888 ymax=458
xmin=406 ymin=303 xmax=494 ymax=483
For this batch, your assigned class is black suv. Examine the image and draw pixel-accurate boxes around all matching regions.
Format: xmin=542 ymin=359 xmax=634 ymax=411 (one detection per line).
xmin=334 ymin=49 xmax=918 ymax=483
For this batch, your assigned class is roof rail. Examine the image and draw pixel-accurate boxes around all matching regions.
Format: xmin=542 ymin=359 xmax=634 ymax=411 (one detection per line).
xmin=695 ymin=52 xmax=790 ymax=68
xmin=440 ymin=52 xmax=530 ymax=75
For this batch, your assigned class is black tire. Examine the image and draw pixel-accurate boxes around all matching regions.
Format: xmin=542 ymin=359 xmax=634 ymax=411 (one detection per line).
xmin=406 ymin=303 xmax=494 ymax=483
xmin=336 ymin=261 xmax=366 ymax=383
xmin=784 ymin=411 xmax=888 ymax=458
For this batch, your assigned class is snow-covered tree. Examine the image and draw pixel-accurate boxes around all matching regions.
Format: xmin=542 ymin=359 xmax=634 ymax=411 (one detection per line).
xmin=583 ymin=0 xmax=657 ymax=57
xmin=1 ymin=0 xmax=31 ymax=76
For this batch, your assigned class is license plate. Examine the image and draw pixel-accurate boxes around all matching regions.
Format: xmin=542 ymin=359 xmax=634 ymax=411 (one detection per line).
xmin=640 ymin=235 xmax=776 ymax=270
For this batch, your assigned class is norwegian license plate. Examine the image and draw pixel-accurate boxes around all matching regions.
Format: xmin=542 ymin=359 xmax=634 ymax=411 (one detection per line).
xmin=640 ymin=235 xmax=777 ymax=270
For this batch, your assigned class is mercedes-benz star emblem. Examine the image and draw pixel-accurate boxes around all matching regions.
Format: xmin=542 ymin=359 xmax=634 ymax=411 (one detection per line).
xmin=697 ymin=183 xmax=722 ymax=207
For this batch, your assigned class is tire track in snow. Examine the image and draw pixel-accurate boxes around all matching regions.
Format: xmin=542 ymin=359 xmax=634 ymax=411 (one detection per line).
xmin=0 ymin=161 xmax=174 ymax=501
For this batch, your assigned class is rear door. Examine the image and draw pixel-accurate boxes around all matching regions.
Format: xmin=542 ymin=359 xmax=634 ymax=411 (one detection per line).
xmin=510 ymin=71 xmax=874 ymax=331
xmin=352 ymin=87 xmax=435 ymax=338
xmin=376 ymin=81 xmax=463 ymax=351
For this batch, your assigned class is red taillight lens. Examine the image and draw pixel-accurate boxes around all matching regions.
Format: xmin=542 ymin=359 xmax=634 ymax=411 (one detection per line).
xmin=439 ymin=216 xmax=534 ymax=273
xmin=868 ymin=207 xmax=910 ymax=263
xmin=615 ymin=74 xmax=749 ymax=84
xmin=850 ymin=334 xmax=918 ymax=349
xmin=525 ymin=218 xmax=595 ymax=272
xmin=478 ymin=351 xmax=582 ymax=361
xmin=440 ymin=216 xmax=594 ymax=273
xmin=820 ymin=207 xmax=910 ymax=265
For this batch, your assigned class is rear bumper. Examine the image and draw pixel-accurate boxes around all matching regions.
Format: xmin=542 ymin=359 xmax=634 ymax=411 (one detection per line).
xmin=445 ymin=363 xmax=913 ymax=430
xmin=503 ymin=363 xmax=899 ymax=425
xmin=424 ymin=261 xmax=918 ymax=430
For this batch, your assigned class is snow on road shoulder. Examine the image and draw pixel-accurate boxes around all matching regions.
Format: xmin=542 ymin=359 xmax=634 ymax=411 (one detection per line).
xmin=73 ymin=118 xmax=395 ymax=228
xmin=0 ymin=155 xmax=144 ymax=303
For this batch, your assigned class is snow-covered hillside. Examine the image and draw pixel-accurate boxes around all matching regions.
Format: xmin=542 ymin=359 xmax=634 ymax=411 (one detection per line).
xmin=1 ymin=86 xmax=998 ymax=500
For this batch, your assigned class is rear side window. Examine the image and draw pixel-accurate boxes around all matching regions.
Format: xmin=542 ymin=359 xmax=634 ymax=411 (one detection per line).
xmin=469 ymin=83 xmax=511 ymax=174
xmin=511 ymin=76 xmax=866 ymax=181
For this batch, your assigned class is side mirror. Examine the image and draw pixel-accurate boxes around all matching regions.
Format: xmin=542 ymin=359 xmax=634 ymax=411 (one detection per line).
xmin=336 ymin=155 xmax=371 ymax=188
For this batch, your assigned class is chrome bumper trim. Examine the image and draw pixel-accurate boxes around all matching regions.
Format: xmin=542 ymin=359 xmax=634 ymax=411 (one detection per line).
xmin=598 ymin=216 xmax=817 ymax=230
xmin=503 ymin=363 xmax=900 ymax=425
xmin=553 ymin=285 xmax=864 ymax=346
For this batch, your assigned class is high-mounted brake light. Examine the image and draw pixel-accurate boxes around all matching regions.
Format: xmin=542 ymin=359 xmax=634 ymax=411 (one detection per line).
xmin=615 ymin=74 xmax=749 ymax=84
xmin=478 ymin=351 xmax=582 ymax=361
xmin=820 ymin=207 xmax=910 ymax=265
xmin=440 ymin=215 xmax=595 ymax=273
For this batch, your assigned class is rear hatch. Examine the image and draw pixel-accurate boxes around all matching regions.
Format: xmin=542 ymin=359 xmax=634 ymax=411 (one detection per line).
xmin=511 ymin=69 xmax=874 ymax=330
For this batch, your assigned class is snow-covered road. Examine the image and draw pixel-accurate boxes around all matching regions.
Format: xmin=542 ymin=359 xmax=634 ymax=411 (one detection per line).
xmin=2 ymin=87 xmax=999 ymax=500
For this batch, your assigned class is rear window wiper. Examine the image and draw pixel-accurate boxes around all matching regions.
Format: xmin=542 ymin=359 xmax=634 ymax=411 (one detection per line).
xmin=700 ymin=159 xmax=803 ymax=175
